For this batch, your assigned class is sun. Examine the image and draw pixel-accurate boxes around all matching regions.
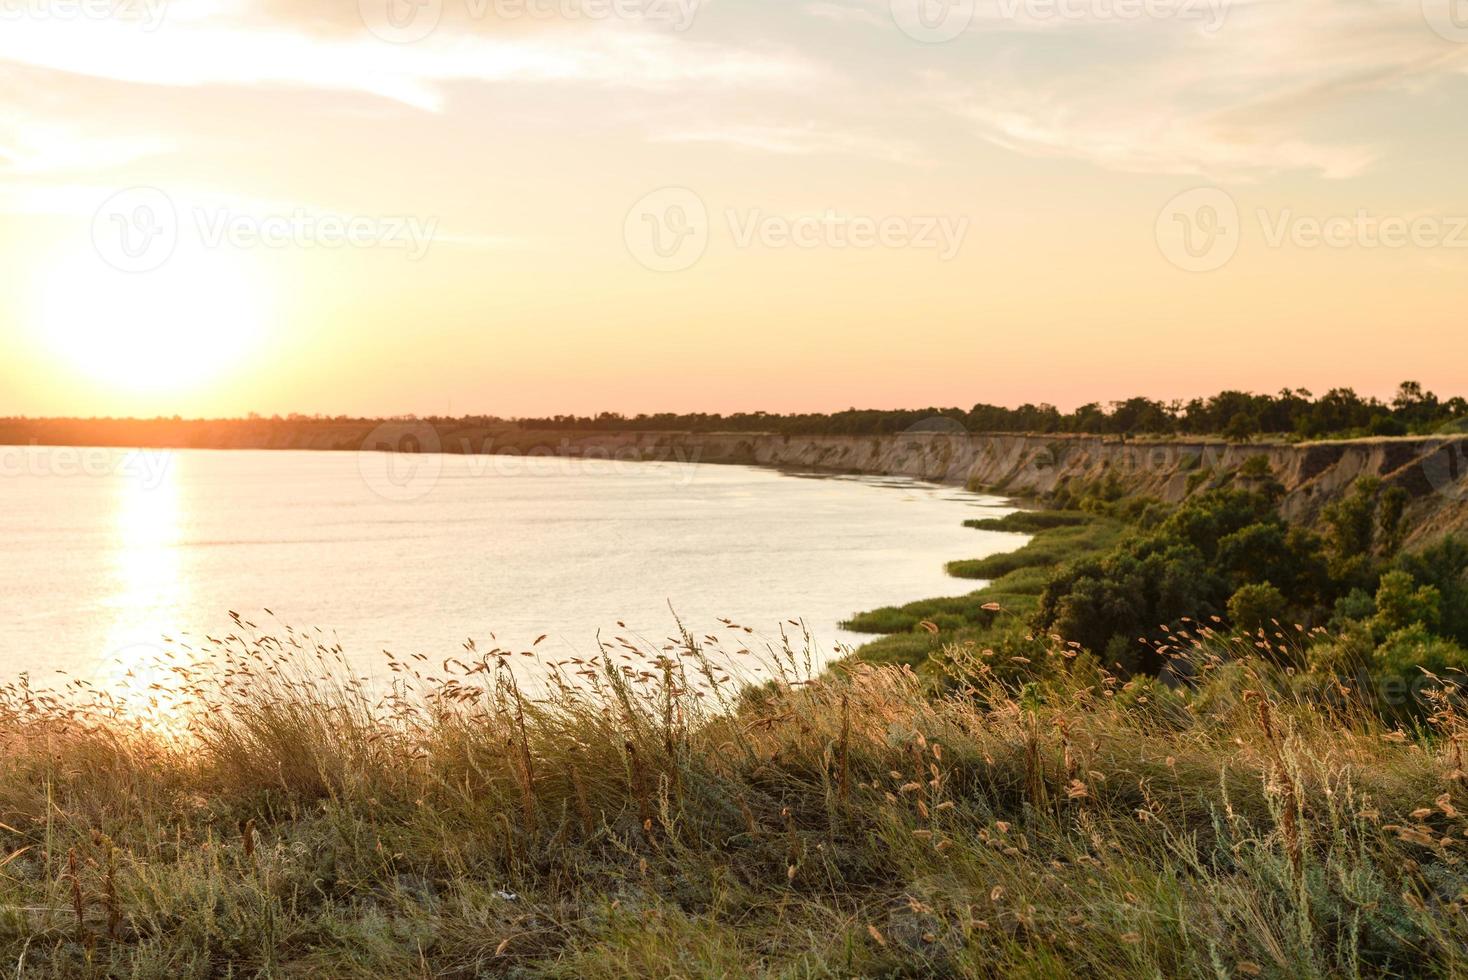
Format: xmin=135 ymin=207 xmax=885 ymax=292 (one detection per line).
xmin=36 ymin=243 xmax=269 ymax=394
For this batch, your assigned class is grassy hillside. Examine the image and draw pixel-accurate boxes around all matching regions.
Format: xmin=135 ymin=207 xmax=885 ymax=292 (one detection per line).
xmin=0 ymin=629 xmax=1463 ymax=977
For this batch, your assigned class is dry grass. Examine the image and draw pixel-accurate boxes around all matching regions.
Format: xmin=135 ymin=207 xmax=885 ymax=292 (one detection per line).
xmin=0 ymin=617 xmax=1465 ymax=978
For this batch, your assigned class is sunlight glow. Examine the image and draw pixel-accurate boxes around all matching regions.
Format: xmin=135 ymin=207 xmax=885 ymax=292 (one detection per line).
xmin=36 ymin=245 xmax=268 ymax=393
xmin=94 ymin=458 xmax=190 ymax=724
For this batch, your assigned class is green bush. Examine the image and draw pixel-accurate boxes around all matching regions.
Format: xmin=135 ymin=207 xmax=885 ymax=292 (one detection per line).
xmin=1373 ymin=569 xmax=1441 ymax=635
xmin=964 ymin=510 xmax=1090 ymax=533
xmin=1228 ymin=582 xmax=1286 ymax=633
xmin=1330 ymin=588 xmax=1376 ymax=629
xmin=1372 ymin=623 xmax=1468 ymax=713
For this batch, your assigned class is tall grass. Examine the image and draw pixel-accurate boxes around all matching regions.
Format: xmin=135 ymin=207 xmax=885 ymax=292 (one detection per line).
xmin=0 ymin=620 xmax=1464 ymax=977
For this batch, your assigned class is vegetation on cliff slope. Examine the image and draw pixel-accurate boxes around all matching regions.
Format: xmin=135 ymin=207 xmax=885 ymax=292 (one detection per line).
xmin=849 ymin=456 xmax=1468 ymax=724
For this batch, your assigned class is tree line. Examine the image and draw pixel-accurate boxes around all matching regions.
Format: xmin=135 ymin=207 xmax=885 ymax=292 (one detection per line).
xmin=518 ymin=382 xmax=1468 ymax=440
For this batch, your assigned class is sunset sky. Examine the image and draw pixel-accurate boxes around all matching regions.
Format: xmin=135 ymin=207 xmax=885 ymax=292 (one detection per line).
xmin=3 ymin=0 xmax=1467 ymax=418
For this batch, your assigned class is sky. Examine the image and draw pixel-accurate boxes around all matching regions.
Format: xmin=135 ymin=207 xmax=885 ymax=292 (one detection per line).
xmin=2 ymin=0 xmax=1467 ymax=418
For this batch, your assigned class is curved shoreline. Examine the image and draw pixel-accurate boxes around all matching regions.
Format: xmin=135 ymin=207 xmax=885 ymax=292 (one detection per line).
xmin=5 ymin=420 xmax=1465 ymax=541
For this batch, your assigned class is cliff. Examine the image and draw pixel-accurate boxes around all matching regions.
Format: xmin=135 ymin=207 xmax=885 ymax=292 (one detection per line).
xmin=4 ymin=420 xmax=1466 ymax=543
xmin=513 ymin=428 xmax=1468 ymax=542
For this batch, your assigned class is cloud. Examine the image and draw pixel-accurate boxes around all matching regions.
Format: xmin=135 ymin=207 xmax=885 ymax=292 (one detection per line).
xmin=0 ymin=121 xmax=172 ymax=175
xmin=0 ymin=82 xmax=175 ymax=175
xmin=951 ymin=89 xmax=1379 ymax=180
xmin=650 ymin=122 xmax=925 ymax=163
xmin=801 ymin=1 xmax=887 ymax=27
xmin=936 ymin=0 xmax=1468 ymax=179
xmin=0 ymin=6 xmax=817 ymax=112
xmin=171 ymin=0 xmax=705 ymax=36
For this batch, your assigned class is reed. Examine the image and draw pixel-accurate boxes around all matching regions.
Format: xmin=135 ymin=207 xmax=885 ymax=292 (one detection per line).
xmin=0 ymin=621 xmax=1463 ymax=977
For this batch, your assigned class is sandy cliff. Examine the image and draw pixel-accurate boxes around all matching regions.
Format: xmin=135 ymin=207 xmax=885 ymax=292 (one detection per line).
xmin=507 ymin=429 xmax=1468 ymax=541
xmin=4 ymin=420 xmax=1466 ymax=542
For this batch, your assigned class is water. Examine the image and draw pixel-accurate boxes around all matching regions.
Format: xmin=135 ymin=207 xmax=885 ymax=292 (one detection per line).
xmin=0 ymin=446 xmax=1021 ymax=685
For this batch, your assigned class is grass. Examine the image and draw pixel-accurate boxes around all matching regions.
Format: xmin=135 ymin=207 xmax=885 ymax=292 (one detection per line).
xmin=0 ymin=624 xmax=1464 ymax=977
xmin=843 ymin=510 xmax=1125 ymax=669
xmin=946 ymin=520 xmax=1125 ymax=581
xmin=963 ymin=510 xmax=1093 ymax=534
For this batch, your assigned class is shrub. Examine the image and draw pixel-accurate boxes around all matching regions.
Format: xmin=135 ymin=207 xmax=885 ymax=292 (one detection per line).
xmin=1373 ymin=569 xmax=1441 ymax=635
xmin=1371 ymin=623 xmax=1468 ymax=714
xmin=1329 ymin=588 xmax=1376 ymax=629
xmin=1228 ymin=582 xmax=1286 ymax=633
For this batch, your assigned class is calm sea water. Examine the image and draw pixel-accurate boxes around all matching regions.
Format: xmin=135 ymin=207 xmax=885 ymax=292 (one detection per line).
xmin=0 ymin=447 xmax=1021 ymax=685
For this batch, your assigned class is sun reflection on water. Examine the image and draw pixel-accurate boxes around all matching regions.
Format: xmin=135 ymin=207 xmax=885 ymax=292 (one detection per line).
xmin=92 ymin=454 xmax=191 ymax=724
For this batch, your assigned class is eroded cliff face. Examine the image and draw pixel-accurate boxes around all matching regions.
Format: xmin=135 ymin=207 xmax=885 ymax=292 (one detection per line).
xmin=498 ymin=429 xmax=1468 ymax=543
xmin=5 ymin=420 xmax=1467 ymax=543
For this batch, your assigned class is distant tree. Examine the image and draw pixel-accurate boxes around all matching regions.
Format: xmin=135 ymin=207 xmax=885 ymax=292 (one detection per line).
xmin=1223 ymin=412 xmax=1256 ymax=442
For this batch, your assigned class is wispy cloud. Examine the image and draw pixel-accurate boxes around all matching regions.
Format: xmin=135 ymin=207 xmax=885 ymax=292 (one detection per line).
xmin=0 ymin=11 xmax=819 ymax=112
xmin=0 ymin=110 xmax=174 ymax=175
xmin=934 ymin=0 xmax=1468 ymax=179
xmin=801 ymin=1 xmax=887 ymax=27
xmin=650 ymin=122 xmax=925 ymax=163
